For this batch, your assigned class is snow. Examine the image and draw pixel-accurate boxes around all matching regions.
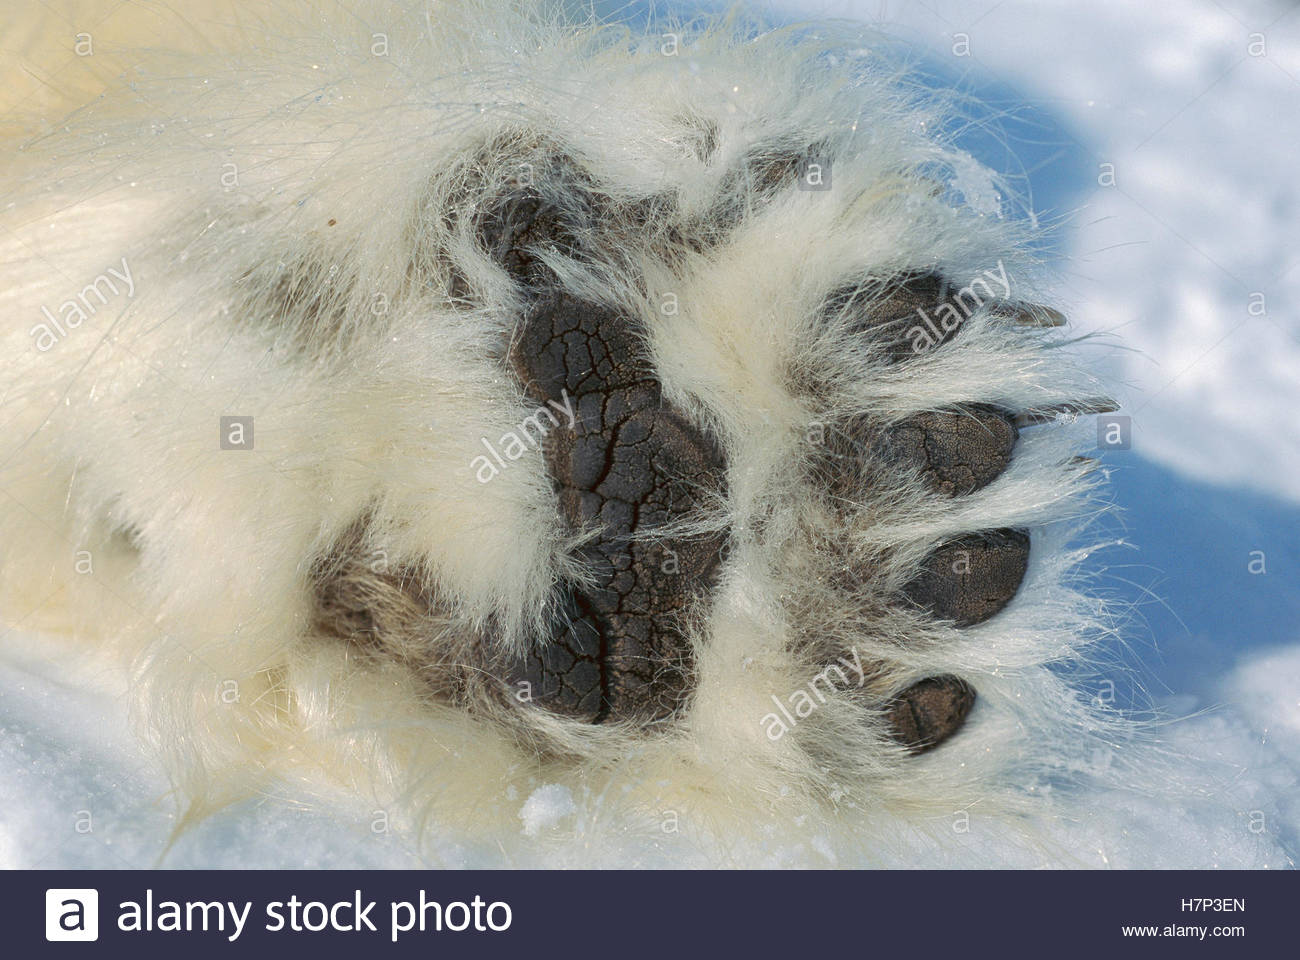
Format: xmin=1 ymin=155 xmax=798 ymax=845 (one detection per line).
xmin=2 ymin=0 xmax=1297 ymax=867
xmin=519 ymin=785 xmax=577 ymax=838
xmin=3 ymin=621 xmax=1295 ymax=868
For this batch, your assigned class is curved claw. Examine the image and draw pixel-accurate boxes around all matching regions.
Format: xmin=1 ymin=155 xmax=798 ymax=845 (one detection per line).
xmin=1004 ymin=304 xmax=1067 ymax=328
xmin=1013 ymin=398 xmax=1118 ymax=428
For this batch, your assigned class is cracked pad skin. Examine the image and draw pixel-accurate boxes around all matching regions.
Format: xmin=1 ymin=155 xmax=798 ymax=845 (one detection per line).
xmin=505 ymin=289 xmax=727 ymax=723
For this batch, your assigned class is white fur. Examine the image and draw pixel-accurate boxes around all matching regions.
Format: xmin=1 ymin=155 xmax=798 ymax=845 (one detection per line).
xmin=0 ymin=0 xmax=1148 ymax=861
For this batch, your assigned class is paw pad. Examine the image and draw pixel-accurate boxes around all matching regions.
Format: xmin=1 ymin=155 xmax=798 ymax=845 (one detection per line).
xmin=901 ymin=528 xmax=1031 ymax=628
xmin=500 ymin=289 xmax=728 ymax=722
xmin=885 ymin=675 xmax=977 ymax=754
xmin=486 ymin=182 xmax=727 ymax=723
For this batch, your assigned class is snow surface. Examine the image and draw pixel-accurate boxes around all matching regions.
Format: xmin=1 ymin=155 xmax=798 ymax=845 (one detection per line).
xmin=519 ymin=785 xmax=578 ymax=838
xmin=2 ymin=0 xmax=1298 ymax=867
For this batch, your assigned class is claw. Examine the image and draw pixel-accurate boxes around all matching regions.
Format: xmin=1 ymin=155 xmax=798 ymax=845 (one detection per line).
xmin=1007 ymin=304 xmax=1067 ymax=328
xmin=1013 ymin=398 xmax=1118 ymax=428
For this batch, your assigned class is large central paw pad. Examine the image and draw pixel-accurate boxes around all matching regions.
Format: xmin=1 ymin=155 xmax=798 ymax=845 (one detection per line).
xmin=501 ymin=291 xmax=727 ymax=723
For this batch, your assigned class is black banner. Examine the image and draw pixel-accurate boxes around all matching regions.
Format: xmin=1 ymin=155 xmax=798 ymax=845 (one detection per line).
xmin=7 ymin=869 xmax=1293 ymax=956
